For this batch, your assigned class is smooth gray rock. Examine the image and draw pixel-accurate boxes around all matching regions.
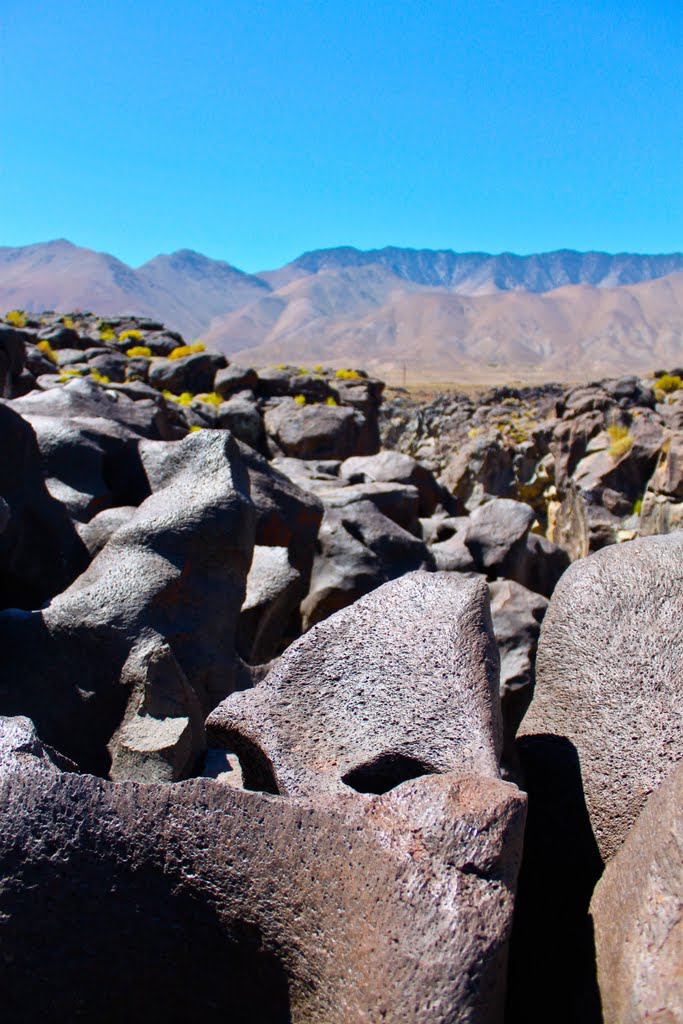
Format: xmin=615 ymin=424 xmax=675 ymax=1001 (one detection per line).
xmin=300 ymin=507 xmax=387 ymax=630
xmin=0 ymin=431 xmax=255 ymax=777
xmin=216 ymin=393 xmax=267 ymax=453
xmin=237 ymin=442 xmax=323 ymax=583
xmin=488 ymin=579 xmax=548 ymax=772
xmin=340 ymin=450 xmax=442 ymax=516
xmin=314 ymin=480 xmax=421 ymax=534
xmin=591 ymin=761 xmax=683 ymax=1024
xmin=301 ymin=502 xmax=433 ymax=629
xmin=10 ymin=375 xmax=183 ymax=440
xmin=214 ymin=364 xmax=259 ymax=397
xmin=465 ymin=498 xmax=535 ymax=575
xmin=0 ymin=714 xmax=526 ymax=1024
xmin=148 ymin=351 xmax=226 ymax=395
xmin=519 ymin=532 xmax=683 ymax=861
xmin=265 ymin=399 xmax=370 ymax=460
xmin=0 ymin=325 xmax=27 ymax=397
xmin=54 ymin=348 xmax=87 ymax=368
xmin=209 ymin=571 xmax=502 ymax=798
xmin=0 ymin=403 xmax=88 ymax=609
xmin=431 ymin=532 xmax=476 ymax=572
xmin=238 ymin=545 xmax=303 ymax=664
xmin=77 ymin=505 xmax=138 ymax=558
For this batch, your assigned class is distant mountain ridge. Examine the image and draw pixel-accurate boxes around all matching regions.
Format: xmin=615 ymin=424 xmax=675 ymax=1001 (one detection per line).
xmin=2 ymin=239 xmax=683 ymax=381
xmin=262 ymin=246 xmax=683 ymax=293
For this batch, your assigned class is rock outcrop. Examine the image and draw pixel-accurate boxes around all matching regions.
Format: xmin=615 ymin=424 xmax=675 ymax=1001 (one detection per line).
xmin=0 ymin=430 xmax=255 ymax=778
xmin=519 ymin=532 xmax=683 ymax=861
xmin=591 ymin=760 xmax=683 ymax=1024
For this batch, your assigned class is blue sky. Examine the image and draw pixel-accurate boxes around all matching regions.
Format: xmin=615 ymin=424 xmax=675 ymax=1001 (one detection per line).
xmin=1 ymin=0 xmax=681 ymax=270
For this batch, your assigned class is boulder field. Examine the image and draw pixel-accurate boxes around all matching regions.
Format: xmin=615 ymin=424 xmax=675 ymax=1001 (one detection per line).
xmin=0 ymin=311 xmax=681 ymax=1022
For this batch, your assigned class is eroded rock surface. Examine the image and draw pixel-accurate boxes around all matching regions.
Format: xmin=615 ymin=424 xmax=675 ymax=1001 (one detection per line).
xmin=209 ymin=571 xmax=502 ymax=798
xmin=519 ymin=532 xmax=683 ymax=861
xmin=591 ymin=760 xmax=683 ymax=1024
xmin=0 ymin=715 xmax=525 ymax=1024
xmin=0 ymin=430 xmax=254 ymax=777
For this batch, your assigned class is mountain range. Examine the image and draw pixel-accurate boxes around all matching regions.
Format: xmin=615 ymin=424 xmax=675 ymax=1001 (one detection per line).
xmin=2 ymin=239 xmax=683 ymax=382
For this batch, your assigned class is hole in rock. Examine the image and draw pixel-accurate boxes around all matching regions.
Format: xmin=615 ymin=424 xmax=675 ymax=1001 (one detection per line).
xmin=342 ymin=753 xmax=436 ymax=794
xmin=217 ymin=732 xmax=280 ymax=795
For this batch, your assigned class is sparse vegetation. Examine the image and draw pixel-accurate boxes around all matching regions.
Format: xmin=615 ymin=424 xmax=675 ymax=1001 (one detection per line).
xmin=294 ymin=394 xmax=306 ymax=405
xmin=655 ymin=374 xmax=683 ymax=394
xmin=37 ymin=339 xmax=58 ymax=364
xmin=162 ymin=389 xmax=195 ymax=405
xmin=126 ymin=345 xmax=152 ymax=358
xmin=195 ymin=392 xmax=222 ymax=407
xmin=5 ymin=310 xmax=26 ymax=327
xmin=89 ymin=369 xmax=111 ymax=384
xmin=119 ymin=329 xmax=143 ymax=343
xmin=169 ymin=342 xmax=206 ymax=360
xmin=607 ymin=423 xmax=634 ymax=459
xmin=335 ymin=368 xmax=363 ymax=380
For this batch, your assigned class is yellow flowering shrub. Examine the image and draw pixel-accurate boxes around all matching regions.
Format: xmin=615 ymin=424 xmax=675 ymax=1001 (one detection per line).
xmin=169 ymin=342 xmax=206 ymax=360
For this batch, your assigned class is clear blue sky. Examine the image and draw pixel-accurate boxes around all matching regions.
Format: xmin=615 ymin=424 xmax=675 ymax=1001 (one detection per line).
xmin=1 ymin=0 xmax=681 ymax=271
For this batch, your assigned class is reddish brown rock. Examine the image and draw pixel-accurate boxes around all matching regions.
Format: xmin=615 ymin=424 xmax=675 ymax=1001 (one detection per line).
xmin=209 ymin=571 xmax=502 ymax=798
xmin=591 ymin=761 xmax=683 ymax=1024
xmin=519 ymin=532 xmax=683 ymax=862
xmin=0 ymin=715 xmax=526 ymax=1024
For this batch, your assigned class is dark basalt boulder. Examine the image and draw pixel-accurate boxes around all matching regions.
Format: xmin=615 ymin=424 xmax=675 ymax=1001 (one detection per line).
xmin=300 ymin=507 xmax=388 ymax=630
xmin=77 ymin=505 xmax=138 ymax=558
xmin=0 ymin=403 xmax=89 ymax=609
xmin=519 ymin=532 xmax=683 ymax=862
xmin=210 ymin=571 xmax=502 ymax=798
xmin=312 ymin=480 xmax=421 ymax=534
xmin=216 ymin=393 xmax=267 ymax=454
xmin=87 ymin=351 xmax=129 ymax=382
xmin=300 ymin=502 xmax=433 ymax=629
xmin=430 ymin=532 xmax=477 ymax=572
xmin=264 ymin=399 xmax=371 ymax=460
xmin=0 ymin=325 xmax=28 ymax=398
xmin=591 ymin=760 xmax=683 ymax=1024
xmin=39 ymin=324 xmax=83 ymax=349
xmin=464 ymin=498 xmax=536 ymax=575
xmin=488 ymin=579 xmax=548 ymax=773
xmin=10 ymin=376 xmax=184 ymax=440
xmin=214 ymin=364 xmax=259 ymax=397
xmin=0 ymin=430 xmax=255 ymax=778
xmin=237 ymin=545 xmax=303 ymax=664
xmin=0 ymin=714 xmax=526 ymax=1024
xmin=237 ymin=442 xmax=324 ymax=584
xmin=148 ymin=351 xmax=227 ymax=395
xmin=340 ymin=450 xmax=443 ymax=516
